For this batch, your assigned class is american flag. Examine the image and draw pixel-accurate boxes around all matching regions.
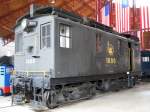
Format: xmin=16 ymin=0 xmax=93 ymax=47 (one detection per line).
xmin=101 ymin=3 xmax=110 ymax=26
xmin=114 ymin=0 xmax=130 ymax=33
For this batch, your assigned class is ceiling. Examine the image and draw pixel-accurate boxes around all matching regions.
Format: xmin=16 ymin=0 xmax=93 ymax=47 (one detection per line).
xmin=0 ymin=0 xmax=106 ymax=42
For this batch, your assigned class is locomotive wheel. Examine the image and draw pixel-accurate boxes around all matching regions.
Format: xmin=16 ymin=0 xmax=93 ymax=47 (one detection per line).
xmin=127 ymin=76 xmax=135 ymax=88
xmin=45 ymin=91 xmax=58 ymax=109
xmin=89 ymin=85 xmax=96 ymax=96
xmin=25 ymin=93 xmax=31 ymax=103
xmin=102 ymin=80 xmax=110 ymax=92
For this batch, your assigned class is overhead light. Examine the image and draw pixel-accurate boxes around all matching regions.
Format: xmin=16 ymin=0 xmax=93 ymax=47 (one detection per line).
xmin=112 ymin=0 xmax=116 ymax=3
xmin=50 ymin=0 xmax=55 ymax=4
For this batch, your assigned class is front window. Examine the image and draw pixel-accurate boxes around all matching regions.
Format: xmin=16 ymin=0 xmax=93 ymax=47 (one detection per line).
xmin=41 ymin=23 xmax=51 ymax=48
xmin=15 ymin=32 xmax=23 ymax=53
xmin=59 ymin=24 xmax=71 ymax=48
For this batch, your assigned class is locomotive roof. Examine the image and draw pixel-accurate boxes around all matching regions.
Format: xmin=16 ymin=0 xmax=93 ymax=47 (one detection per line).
xmin=16 ymin=6 xmax=115 ymax=33
xmin=120 ymin=33 xmax=139 ymax=42
xmin=15 ymin=6 xmax=139 ymax=42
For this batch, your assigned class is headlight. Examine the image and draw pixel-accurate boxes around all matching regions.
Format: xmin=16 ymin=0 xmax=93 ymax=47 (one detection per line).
xmin=21 ymin=19 xmax=28 ymax=30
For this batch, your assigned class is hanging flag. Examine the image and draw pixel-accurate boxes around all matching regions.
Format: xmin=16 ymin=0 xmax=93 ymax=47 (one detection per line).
xmin=96 ymin=0 xmax=101 ymax=22
xmin=122 ymin=0 xmax=130 ymax=32
xmin=102 ymin=3 xmax=110 ymax=26
xmin=140 ymin=5 xmax=150 ymax=49
xmin=115 ymin=0 xmax=130 ymax=32
xmin=140 ymin=6 xmax=150 ymax=31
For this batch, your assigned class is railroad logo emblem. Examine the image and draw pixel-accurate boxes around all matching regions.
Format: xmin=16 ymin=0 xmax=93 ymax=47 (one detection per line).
xmin=106 ymin=41 xmax=116 ymax=64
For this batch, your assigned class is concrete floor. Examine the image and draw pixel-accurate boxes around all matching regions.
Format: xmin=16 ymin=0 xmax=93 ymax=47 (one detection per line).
xmin=0 ymin=82 xmax=150 ymax=112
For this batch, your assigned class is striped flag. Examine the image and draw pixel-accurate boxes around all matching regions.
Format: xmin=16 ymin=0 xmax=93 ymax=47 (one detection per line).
xmin=96 ymin=0 xmax=102 ymax=22
xmin=115 ymin=0 xmax=130 ymax=32
xmin=140 ymin=5 xmax=150 ymax=49
xmin=102 ymin=3 xmax=110 ymax=26
xmin=140 ymin=6 xmax=150 ymax=31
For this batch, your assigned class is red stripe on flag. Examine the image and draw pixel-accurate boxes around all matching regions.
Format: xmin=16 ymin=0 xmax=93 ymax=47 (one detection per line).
xmin=123 ymin=8 xmax=125 ymax=32
xmin=126 ymin=8 xmax=128 ymax=32
xmin=140 ymin=6 xmax=144 ymax=49
xmin=127 ymin=8 xmax=130 ymax=31
xmin=116 ymin=3 xmax=119 ymax=31
xmin=143 ymin=7 xmax=146 ymax=31
xmin=147 ymin=6 xmax=149 ymax=31
xmin=120 ymin=5 xmax=123 ymax=32
xmin=124 ymin=8 xmax=126 ymax=32
xmin=119 ymin=2 xmax=121 ymax=32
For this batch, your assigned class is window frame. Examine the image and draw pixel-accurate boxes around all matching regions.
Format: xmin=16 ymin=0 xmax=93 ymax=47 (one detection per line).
xmin=15 ymin=32 xmax=23 ymax=53
xmin=96 ymin=33 xmax=102 ymax=53
xmin=117 ymin=39 xmax=121 ymax=54
xmin=142 ymin=56 xmax=150 ymax=62
xmin=40 ymin=22 xmax=51 ymax=49
xmin=59 ymin=23 xmax=72 ymax=48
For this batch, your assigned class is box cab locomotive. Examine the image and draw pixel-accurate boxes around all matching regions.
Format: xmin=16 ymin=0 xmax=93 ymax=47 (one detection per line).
xmin=12 ymin=7 xmax=141 ymax=108
xmin=141 ymin=50 xmax=150 ymax=77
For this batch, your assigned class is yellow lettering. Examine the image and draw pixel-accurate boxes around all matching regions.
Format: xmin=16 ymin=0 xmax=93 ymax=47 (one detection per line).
xmin=106 ymin=57 xmax=117 ymax=64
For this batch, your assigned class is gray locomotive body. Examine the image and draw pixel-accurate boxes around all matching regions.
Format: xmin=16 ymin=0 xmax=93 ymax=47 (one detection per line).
xmin=12 ymin=7 xmax=141 ymax=108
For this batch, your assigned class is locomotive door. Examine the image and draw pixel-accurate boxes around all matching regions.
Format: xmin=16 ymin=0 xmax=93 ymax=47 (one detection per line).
xmin=128 ymin=43 xmax=134 ymax=72
xmin=24 ymin=34 xmax=38 ymax=55
xmin=24 ymin=34 xmax=38 ymax=70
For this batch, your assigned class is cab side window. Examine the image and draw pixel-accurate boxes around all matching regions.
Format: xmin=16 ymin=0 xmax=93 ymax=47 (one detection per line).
xmin=41 ymin=23 xmax=51 ymax=48
xmin=59 ymin=24 xmax=71 ymax=48
xmin=15 ymin=32 xmax=23 ymax=53
xmin=96 ymin=33 xmax=102 ymax=53
xmin=117 ymin=39 xmax=121 ymax=55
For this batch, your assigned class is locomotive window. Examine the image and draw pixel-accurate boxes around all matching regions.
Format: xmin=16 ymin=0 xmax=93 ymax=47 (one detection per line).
xmin=96 ymin=33 xmax=101 ymax=53
xmin=142 ymin=57 xmax=150 ymax=62
xmin=59 ymin=24 xmax=71 ymax=48
xmin=117 ymin=40 xmax=121 ymax=54
xmin=118 ymin=40 xmax=121 ymax=50
xmin=41 ymin=23 xmax=51 ymax=48
xmin=15 ymin=32 xmax=23 ymax=53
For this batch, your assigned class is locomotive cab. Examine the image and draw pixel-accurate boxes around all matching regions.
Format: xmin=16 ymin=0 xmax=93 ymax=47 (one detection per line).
xmin=13 ymin=15 xmax=56 ymax=105
xmin=15 ymin=16 xmax=55 ymax=75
